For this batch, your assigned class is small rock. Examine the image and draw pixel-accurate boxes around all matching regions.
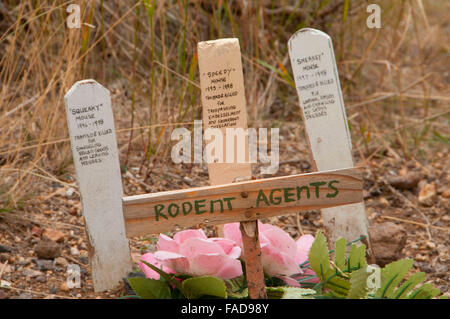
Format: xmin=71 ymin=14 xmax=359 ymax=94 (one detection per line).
xmin=55 ymin=257 xmax=68 ymax=267
xmin=34 ymin=259 xmax=55 ymax=271
xmin=369 ymin=222 xmax=407 ymax=267
xmin=183 ymin=176 xmax=193 ymax=185
xmin=377 ymin=197 xmax=389 ymax=208
xmin=69 ymin=207 xmax=78 ymax=216
xmin=49 ymin=287 xmax=58 ymax=294
xmin=415 ymin=253 xmax=427 ymax=262
xmin=60 ymin=282 xmax=70 ymax=292
xmin=31 ymin=226 xmax=43 ymax=237
xmin=70 ymin=247 xmax=80 ymax=257
xmin=22 ymin=269 xmax=44 ymax=278
xmin=0 ymin=244 xmax=12 ymax=253
xmin=435 ymin=264 xmax=448 ymax=274
xmin=420 ymin=263 xmax=434 ymax=273
xmin=441 ymin=188 xmax=450 ymax=198
xmin=36 ymin=276 xmax=47 ymax=283
xmin=0 ymin=290 xmax=7 ymax=299
xmin=65 ymin=187 xmax=75 ymax=197
xmin=16 ymin=256 xmax=30 ymax=266
xmin=418 ymin=182 xmax=437 ymax=206
xmin=0 ymin=280 xmax=11 ymax=288
xmin=34 ymin=239 xmax=61 ymax=259
xmin=43 ymin=228 xmax=65 ymax=243
xmin=387 ymin=172 xmax=421 ymax=190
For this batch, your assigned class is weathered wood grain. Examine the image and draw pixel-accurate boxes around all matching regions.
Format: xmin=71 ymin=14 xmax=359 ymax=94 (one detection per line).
xmin=123 ymin=167 xmax=363 ymax=236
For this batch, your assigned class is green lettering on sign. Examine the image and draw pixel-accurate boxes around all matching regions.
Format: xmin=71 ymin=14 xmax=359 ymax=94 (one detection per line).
xmin=269 ymin=189 xmax=282 ymax=205
xmin=195 ymin=199 xmax=207 ymax=215
xmin=326 ymin=180 xmax=339 ymax=198
xmin=297 ymin=186 xmax=310 ymax=200
xmin=256 ymin=190 xmax=270 ymax=207
xmin=210 ymin=199 xmax=224 ymax=213
xmin=182 ymin=202 xmax=193 ymax=216
xmin=155 ymin=204 xmax=167 ymax=221
xmin=309 ymin=181 xmax=326 ymax=198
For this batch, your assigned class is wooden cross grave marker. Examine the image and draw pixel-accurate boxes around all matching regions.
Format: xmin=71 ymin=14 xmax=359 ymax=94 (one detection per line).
xmin=64 ymin=35 xmax=365 ymax=296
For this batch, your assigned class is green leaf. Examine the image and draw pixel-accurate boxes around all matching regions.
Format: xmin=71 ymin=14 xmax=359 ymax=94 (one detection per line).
xmin=182 ymin=276 xmax=227 ymax=299
xmin=308 ymin=231 xmax=350 ymax=296
xmin=376 ymin=259 xmax=414 ymax=298
xmin=266 ymin=287 xmax=316 ymax=299
xmin=308 ymin=231 xmax=332 ymax=281
xmin=408 ymin=283 xmax=441 ymax=299
xmin=393 ymin=272 xmax=426 ymax=299
xmin=347 ymin=244 xmax=367 ymax=270
xmin=227 ymin=288 xmax=248 ymax=299
xmin=139 ymin=260 xmax=185 ymax=295
xmin=334 ymin=237 xmax=347 ymax=270
xmin=225 ymin=276 xmax=247 ymax=298
xmin=127 ymin=277 xmax=171 ymax=299
xmin=347 ymin=266 xmax=369 ymax=299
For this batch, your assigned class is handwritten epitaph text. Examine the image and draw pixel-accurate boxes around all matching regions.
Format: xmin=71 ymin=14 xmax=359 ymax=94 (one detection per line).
xmin=64 ymin=80 xmax=131 ymax=292
xmin=198 ymin=38 xmax=252 ymax=185
xmin=288 ymin=29 xmax=370 ymax=246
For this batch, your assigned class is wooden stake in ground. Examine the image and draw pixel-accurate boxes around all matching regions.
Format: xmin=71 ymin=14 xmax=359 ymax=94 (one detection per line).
xmin=288 ymin=29 xmax=372 ymax=253
xmin=197 ymin=38 xmax=266 ymax=298
xmin=64 ymin=80 xmax=132 ymax=292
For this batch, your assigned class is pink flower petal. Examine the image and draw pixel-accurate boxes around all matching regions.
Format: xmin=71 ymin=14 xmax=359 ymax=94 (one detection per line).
xmin=214 ymin=258 xmax=243 ymax=279
xmin=157 ymin=234 xmax=180 ymax=253
xmin=295 ymin=234 xmax=315 ymax=264
xmin=260 ymin=244 xmax=301 ymax=276
xmin=209 ymin=238 xmax=236 ymax=255
xmin=154 ymin=251 xmax=190 ymax=274
xmin=190 ymin=254 xmax=243 ymax=279
xmin=173 ymin=229 xmax=207 ymax=244
xmin=139 ymin=252 xmax=173 ymax=279
xmin=223 ymin=223 xmax=242 ymax=246
xmin=258 ymin=221 xmax=277 ymax=232
xmin=179 ymin=237 xmax=225 ymax=260
xmin=296 ymin=234 xmax=315 ymax=251
xmin=228 ymin=246 xmax=242 ymax=259
xmin=295 ymin=250 xmax=309 ymax=265
xmin=262 ymin=227 xmax=297 ymax=257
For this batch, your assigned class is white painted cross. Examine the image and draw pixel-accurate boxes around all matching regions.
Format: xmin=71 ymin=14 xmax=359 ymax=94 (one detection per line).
xmin=288 ymin=28 xmax=372 ymax=252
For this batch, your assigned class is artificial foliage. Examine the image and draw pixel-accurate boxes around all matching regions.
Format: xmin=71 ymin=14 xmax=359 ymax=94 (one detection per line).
xmin=126 ymin=230 xmax=446 ymax=299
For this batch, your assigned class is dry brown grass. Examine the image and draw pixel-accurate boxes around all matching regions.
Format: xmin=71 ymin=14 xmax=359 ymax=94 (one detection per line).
xmin=0 ymin=0 xmax=448 ymax=210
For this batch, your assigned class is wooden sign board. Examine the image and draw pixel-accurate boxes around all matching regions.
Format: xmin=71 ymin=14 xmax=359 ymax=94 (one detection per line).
xmin=123 ymin=167 xmax=362 ymax=236
xmin=64 ymin=80 xmax=132 ymax=292
xmin=288 ymin=28 xmax=370 ymax=247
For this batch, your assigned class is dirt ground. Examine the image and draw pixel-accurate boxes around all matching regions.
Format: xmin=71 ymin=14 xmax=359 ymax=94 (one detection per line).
xmin=0 ymin=121 xmax=448 ymax=299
